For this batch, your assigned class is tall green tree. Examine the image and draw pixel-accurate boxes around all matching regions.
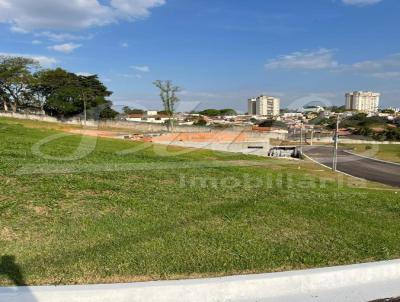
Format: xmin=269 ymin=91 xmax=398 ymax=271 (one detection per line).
xmin=77 ymin=74 xmax=112 ymax=121
xmin=29 ymin=70 xmax=52 ymax=114
xmin=42 ymin=69 xmax=113 ymax=119
xmin=0 ymin=56 xmax=116 ymax=120
xmin=0 ymin=56 xmax=39 ymax=112
xmin=153 ymin=80 xmax=180 ymax=132
xmin=41 ymin=68 xmax=81 ymax=118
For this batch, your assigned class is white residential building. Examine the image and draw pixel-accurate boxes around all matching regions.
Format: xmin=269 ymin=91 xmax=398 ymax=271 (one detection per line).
xmin=247 ymin=98 xmax=257 ymax=115
xmin=248 ymin=95 xmax=280 ymax=116
xmin=345 ymin=91 xmax=380 ymax=113
xmin=388 ymin=107 xmax=400 ymax=113
xmin=298 ymin=106 xmax=325 ymax=113
xmin=146 ymin=110 xmax=158 ymax=116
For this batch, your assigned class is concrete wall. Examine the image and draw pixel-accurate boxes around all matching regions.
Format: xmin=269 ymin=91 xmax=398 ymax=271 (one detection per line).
xmin=0 ymin=112 xmax=221 ymax=133
xmin=0 ymin=112 xmax=58 ymax=123
xmin=96 ymin=120 xmax=212 ymax=133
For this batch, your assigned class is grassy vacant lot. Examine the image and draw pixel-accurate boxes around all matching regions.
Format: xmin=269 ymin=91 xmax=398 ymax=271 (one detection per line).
xmin=0 ymin=117 xmax=400 ymax=286
xmin=344 ymin=144 xmax=400 ymax=163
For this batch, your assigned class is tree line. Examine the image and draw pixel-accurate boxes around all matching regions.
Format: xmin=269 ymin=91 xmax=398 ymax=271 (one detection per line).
xmin=311 ymin=113 xmax=400 ymax=141
xmin=0 ymin=56 xmax=118 ymax=119
xmin=196 ymin=108 xmax=237 ymax=117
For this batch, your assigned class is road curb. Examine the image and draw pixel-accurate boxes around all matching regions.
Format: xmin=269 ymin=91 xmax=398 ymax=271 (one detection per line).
xmin=303 ymin=153 xmax=367 ymax=182
xmin=344 ymin=150 xmax=400 ymax=166
xmin=1 ymin=260 xmax=400 ymax=302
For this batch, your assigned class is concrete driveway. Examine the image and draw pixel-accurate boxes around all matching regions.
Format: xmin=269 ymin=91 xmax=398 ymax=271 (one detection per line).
xmin=303 ymin=146 xmax=400 ymax=187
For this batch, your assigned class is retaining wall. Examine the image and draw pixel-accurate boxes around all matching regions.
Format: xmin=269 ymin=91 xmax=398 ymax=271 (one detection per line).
xmin=0 ymin=112 xmax=229 ymax=133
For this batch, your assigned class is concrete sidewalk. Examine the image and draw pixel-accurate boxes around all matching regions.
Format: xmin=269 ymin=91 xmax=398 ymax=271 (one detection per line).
xmin=1 ymin=260 xmax=400 ymax=302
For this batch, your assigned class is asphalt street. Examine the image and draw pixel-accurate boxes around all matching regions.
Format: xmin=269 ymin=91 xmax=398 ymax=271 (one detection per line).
xmin=303 ymin=146 xmax=400 ymax=187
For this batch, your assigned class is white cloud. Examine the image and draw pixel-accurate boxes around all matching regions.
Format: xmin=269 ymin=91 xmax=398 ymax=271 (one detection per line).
xmin=265 ymin=49 xmax=400 ymax=80
xmin=371 ymin=72 xmax=400 ymax=79
xmin=36 ymin=31 xmax=93 ymax=42
xmin=132 ymin=65 xmax=150 ymax=72
xmin=118 ymin=73 xmax=134 ymax=78
xmin=340 ymin=53 xmax=400 ymax=76
xmin=32 ymin=40 xmax=42 ymax=45
xmin=342 ymin=0 xmax=383 ymax=6
xmin=48 ymin=43 xmax=81 ymax=54
xmin=75 ymin=72 xmax=94 ymax=77
xmin=0 ymin=0 xmax=166 ymax=32
xmin=0 ymin=52 xmax=57 ymax=67
xmin=265 ymin=49 xmax=338 ymax=70
xmin=10 ymin=25 xmax=28 ymax=33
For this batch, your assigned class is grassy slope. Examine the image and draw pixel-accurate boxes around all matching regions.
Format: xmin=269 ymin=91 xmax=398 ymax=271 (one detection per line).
xmin=344 ymin=144 xmax=400 ymax=163
xmin=0 ymin=118 xmax=400 ymax=286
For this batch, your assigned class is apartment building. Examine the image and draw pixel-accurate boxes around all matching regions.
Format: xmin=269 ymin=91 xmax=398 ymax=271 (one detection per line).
xmin=345 ymin=91 xmax=380 ymax=113
xmin=247 ymin=98 xmax=257 ymax=116
xmin=248 ymin=95 xmax=280 ymax=116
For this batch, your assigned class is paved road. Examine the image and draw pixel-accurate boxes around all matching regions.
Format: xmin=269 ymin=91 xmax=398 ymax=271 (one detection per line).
xmin=304 ymin=146 xmax=400 ymax=187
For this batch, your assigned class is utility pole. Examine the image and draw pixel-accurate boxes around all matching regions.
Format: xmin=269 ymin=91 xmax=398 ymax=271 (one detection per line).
xmin=332 ymin=114 xmax=340 ymax=171
xmin=299 ymin=122 xmax=304 ymax=155
xmin=83 ymin=99 xmax=87 ymax=126
xmin=310 ymin=128 xmax=314 ymax=146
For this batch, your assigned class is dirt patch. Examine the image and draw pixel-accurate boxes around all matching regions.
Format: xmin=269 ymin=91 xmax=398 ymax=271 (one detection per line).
xmin=67 ymin=129 xmax=125 ymax=138
xmin=0 ymin=227 xmax=17 ymax=241
xmin=28 ymin=205 xmax=50 ymax=216
xmin=151 ymin=132 xmax=250 ymax=143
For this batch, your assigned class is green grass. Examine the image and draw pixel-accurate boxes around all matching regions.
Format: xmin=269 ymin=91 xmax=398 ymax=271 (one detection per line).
xmin=0 ymin=117 xmax=400 ymax=286
xmin=343 ymin=144 xmax=400 ymax=163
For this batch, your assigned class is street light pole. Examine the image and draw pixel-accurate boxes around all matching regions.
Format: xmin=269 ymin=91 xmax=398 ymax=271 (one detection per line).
xmin=83 ymin=99 xmax=87 ymax=126
xmin=300 ymin=122 xmax=303 ymax=155
xmin=332 ymin=114 xmax=340 ymax=171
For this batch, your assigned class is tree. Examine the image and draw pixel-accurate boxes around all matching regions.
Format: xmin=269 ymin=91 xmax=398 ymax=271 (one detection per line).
xmin=198 ymin=109 xmax=237 ymax=117
xmin=43 ymin=69 xmax=112 ymax=119
xmin=42 ymin=68 xmax=81 ymax=118
xmin=258 ymin=120 xmax=287 ymax=129
xmin=29 ymin=70 xmax=52 ymax=114
xmin=122 ymin=106 xmax=144 ymax=115
xmin=219 ymin=109 xmax=237 ymax=116
xmin=0 ymin=56 xmax=39 ymax=112
xmin=99 ymin=101 xmax=118 ymax=119
xmin=328 ymin=105 xmax=347 ymax=113
xmin=153 ymin=80 xmax=180 ymax=132
xmin=381 ymin=109 xmax=395 ymax=114
xmin=0 ymin=56 xmax=117 ymax=120
xmin=193 ymin=118 xmax=207 ymax=126
xmin=199 ymin=109 xmax=220 ymax=117
xmin=76 ymin=74 xmax=112 ymax=122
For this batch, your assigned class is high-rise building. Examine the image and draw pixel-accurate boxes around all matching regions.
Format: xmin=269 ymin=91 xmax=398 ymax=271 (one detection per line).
xmin=248 ymin=98 xmax=257 ymax=116
xmin=248 ymin=95 xmax=280 ymax=116
xmin=345 ymin=91 xmax=380 ymax=113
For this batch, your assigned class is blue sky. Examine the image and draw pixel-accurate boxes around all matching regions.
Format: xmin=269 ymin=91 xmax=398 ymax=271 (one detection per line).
xmin=1 ymin=0 xmax=399 ymax=112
